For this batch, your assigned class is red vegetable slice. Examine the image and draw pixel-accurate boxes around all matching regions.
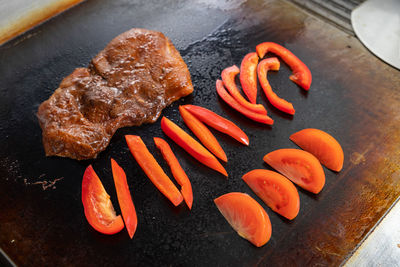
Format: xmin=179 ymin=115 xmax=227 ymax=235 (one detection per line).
xmin=242 ymin=169 xmax=300 ymax=220
xmin=263 ymin=149 xmax=325 ymax=194
xmin=216 ymin=80 xmax=274 ymax=125
xmin=179 ymin=106 xmax=227 ymax=162
xmin=183 ymin=105 xmax=249 ymax=145
xmin=125 ymin=135 xmax=183 ymax=206
xmin=161 ymin=117 xmax=228 ymax=177
xmin=222 ymin=65 xmax=267 ymax=114
xmin=258 ymin=57 xmax=295 ymax=115
xmin=240 ymin=52 xmax=259 ymax=104
xmin=154 ymin=137 xmax=193 ymax=209
xmin=82 ymin=165 xmax=125 ymax=235
xmin=214 ymin=192 xmax=272 ymax=247
xmin=111 ymin=158 xmax=138 ymax=239
xmin=256 ymin=42 xmax=312 ymax=90
xmin=290 ymin=128 xmax=344 ymax=172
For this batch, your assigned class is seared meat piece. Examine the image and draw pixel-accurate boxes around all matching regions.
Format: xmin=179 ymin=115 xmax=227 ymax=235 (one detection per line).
xmin=37 ymin=28 xmax=193 ymax=160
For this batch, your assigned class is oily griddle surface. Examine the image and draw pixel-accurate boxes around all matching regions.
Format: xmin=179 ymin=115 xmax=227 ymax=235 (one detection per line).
xmin=1 ymin=0 xmax=400 ymax=266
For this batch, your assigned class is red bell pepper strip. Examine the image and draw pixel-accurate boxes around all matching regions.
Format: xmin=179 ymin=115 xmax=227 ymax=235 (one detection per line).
xmin=256 ymin=42 xmax=312 ymax=90
xmin=82 ymin=165 xmax=125 ymax=235
xmin=125 ymin=135 xmax=183 ymax=206
xmin=183 ymin=105 xmax=249 ymax=146
xmin=154 ymin=137 xmax=193 ymax=209
xmin=161 ymin=117 xmax=228 ymax=177
xmin=257 ymin=57 xmax=295 ymax=115
xmin=179 ymin=105 xmax=227 ymax=162
xmin=222 ymin=65 xmax=267 ymax=114
xmin=111 ymin=158 xmax=138 ymax=239
xmin=216 ymin=80 xmax=274 ymax=125
xmin=240 ymin=52 xmax=259 ymax=104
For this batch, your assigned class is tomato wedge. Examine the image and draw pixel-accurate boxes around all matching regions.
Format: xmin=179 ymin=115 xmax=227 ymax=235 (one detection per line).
xmin=179 ymin=106 xmax=227 ymax=162
xmin=183 ymin=105 xmax=249 ymax=145
xmin=161 ymin=117 xmax=228 ymax=177
xmin=111 ymin=158 xmax=137 ymax=239
xmin=256 ymin=42 xmax=312 ymax=90
xmin=216 ymin=80 xmax=274 ymax=125
xmin=221 ymin=65 xmax=267 ymax=114
xmin=240 ymin=52 xmax=259 ymax=104
xmin=242 ymin=169 xmax=300 ymax=220
xmin=258 ymin=57 xmax=295 ymax=115
xmin=290 ymin=128 xmax=344 ymax=172
xmin=82 ymin=165 xmax=125 ymax=235
xmin=125 ymin=135 xmax=183 ymax=206
xmin=214 ymin=192 xmax=272 ymax=247
xmin=263 ymin=149 xmax=325 ymax=194
xmin=154 ymin=137 xmax=193 ymax=209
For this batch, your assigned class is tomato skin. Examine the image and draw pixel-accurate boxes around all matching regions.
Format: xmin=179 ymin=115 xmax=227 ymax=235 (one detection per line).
xmin=290 ymin=128 xmax=344 ymax=172
xmin=183 ymin=104 xmax=249 ymax=146
xmin=242 ymin=169 xmax=300 ymax=220
xmin=263 ymin=149 xmax=325 ymax=194
xmin=111 ymin=159 xmax=137 ymax=239
xmin=214 ymin=192 xmax=272 ymax=247
xmin=82 ymin=165 xmax=125 ymax=235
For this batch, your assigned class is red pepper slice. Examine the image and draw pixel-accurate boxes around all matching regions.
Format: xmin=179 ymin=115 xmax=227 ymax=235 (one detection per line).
xmin=154 ymin=137 xmax=193 ymax=209
xmin=256 ymin=42 xmax=312 ymax=90
xmin=240 ymin=52 xmax=259 ymax=104
xmin=222 ymin=65 xmax=267 ymax=114
xmin=216 ymin=80 xmax=274 ymax=125
xmin=125 ymin=135 xmax=183 ymax=206
xmin=183 ymin=105 xmax=249 ymax=146
xmin=82 ymin=165 xmax=125 ymax=235
xmin=179 ymin=106 xmax=227 ymax=162
xmin=161 ymin=117 xmax=228 ymax=177
xmin=111 ymin=158 xmax=138 ymax=239
xmin=257 ymin=57 xmax=295 ymax=115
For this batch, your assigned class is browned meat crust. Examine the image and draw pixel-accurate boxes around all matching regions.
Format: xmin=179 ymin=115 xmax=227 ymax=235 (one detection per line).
xmin=37 ymin=28 xmax=193 ymax=160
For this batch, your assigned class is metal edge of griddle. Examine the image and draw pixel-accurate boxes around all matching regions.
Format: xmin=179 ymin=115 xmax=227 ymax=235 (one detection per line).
xmin=0 ymin=248 xmax=16 ymax=267
xmin=340 ymin=195 xmax=400 ymax=266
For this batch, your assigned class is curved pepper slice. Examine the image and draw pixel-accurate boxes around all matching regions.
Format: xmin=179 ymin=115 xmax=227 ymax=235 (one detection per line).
xmin=216 ymin=80 xmax=274 ymax=125
xmin=256 ymin=42 xmax=312 ymax=90
xmin=125 ymin=135 xmax=183 ymax=206
xmin=154 ymin=137 xmax=193 ymax=209
xmin=161 ymin=117 xmax=228 ymax=177
xmin=179 ymin=106 xmax=227 ymax=162
xmin=222 ymin=65 xmax=267 ymax=114
xmin=240 ymin=52 xmax=259 ymax=104
xmin=258 ymin=57 xmax=295 ymax=115
xmin=183 ymin=104 xmax=249 ymax=146
xmin=82 ymin=165 xmax=125 ymax=235
xmin=111 ymin=158 xmax=138 ymax=239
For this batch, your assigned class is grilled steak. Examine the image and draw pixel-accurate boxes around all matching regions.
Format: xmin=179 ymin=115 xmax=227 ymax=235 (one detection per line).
xmin=37 ymin=28 xmax=193 ymax=160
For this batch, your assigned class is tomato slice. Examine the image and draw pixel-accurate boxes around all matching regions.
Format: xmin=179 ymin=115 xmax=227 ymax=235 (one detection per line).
xmin=290 ymin=128 xmax=344 ymax=172
xmin=214 ymin=192 xmax=272 ymax=247
xmin=263 ymin=149 xmax=325 ymax=194
xmin=82 ymin=165 xmax=125 ymax=235
xmin=242 ymin=169 xmax=300 ymax=220
xmin=111 ymin=159 xmax=138 ymax=239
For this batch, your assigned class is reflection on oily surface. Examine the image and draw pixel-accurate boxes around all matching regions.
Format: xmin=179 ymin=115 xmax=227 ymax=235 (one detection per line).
xmin=0 ymin=0 xmax=400 ymax=266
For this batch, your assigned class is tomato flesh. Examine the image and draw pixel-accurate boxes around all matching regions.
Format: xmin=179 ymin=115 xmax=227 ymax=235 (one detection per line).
xmin=243 ymin=169 xmax=300 ymax=220
xmin=263 ymin=149 xmax=325 ymax=194
xmin=214 ymin=192 xmax=272 ymax=247
xmin=82 ymin=165 xmax=125 ymax=235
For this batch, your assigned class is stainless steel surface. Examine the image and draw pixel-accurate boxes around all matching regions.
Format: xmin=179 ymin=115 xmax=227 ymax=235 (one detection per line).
xmin=344 ymin=200 xmax=400 ymax=266
xmin=351 ymin=0 xmax=400 ymax=69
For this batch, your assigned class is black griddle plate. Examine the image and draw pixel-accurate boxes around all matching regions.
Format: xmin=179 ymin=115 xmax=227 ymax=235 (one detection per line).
xmin=1 ymin=0 xmax=400 ymax=266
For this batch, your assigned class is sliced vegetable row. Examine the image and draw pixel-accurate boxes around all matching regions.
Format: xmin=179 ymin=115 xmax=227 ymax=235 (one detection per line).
xmin=214 ymin=129 xmax=344 ymax=247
